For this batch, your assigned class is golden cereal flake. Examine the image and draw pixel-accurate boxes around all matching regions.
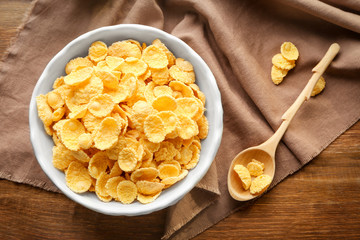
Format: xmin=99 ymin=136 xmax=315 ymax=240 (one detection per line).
xmin=65 ymin=57 xmax=93 ymax=75
xmin=36 ymin=94 xmax=53 ymax=127
xmin=161 ymin=169 xmax=188 ymax=186
xmin=311 ymin=76 xmax=326 ymax=97
xmin=119 ymin=57 xmax=148 ymax=76
xmin=233 ymin=164 xmax=251 ymax=190
xmin=250 ymin=174 xmax=272 ymax=195
xmin=95 ymin=69 xmax=119 ymax=90
xmin=130 ymin=167 xmax=159 ymax=182
xmin=272 ymin=53 xmax=295 ymax=70
xmin=105 ymin=176 xmax=124 ymax=199
xmin=52 ymin=144 xmax=76 ymax=171
xmin=105 ymin=56 xmax=124 ymax=71
xmin=93 ymin=117 xmax=120 ymax=150
xmin=118 ymin=147 xmax=138 ymax=172
xmin=152 ymin=39 xmax=176 ymax=67
xmin=142 ymin=45 xmax=168 ymax=69
xmin=137 ymin=192 xmax=161 ymax=204
xmin=144 ymin=114 xmax=167 ymax=143
xmin=247 ymin=159 xmax=264 ymax=177
xmin=152 ymin=95 xmax=177 ymax=112
xmin=117 ymin=180 xmax=137 ymax=204
xmin=66 ymin=161 xmax=92 ymax=193
xmin=176 ymin=58 xmax=194 ymax=72
xmin=136 ymin=180 xmax=165 ymax=195
xmin=64 ymin=67 xmax=93 ymax=87
xmin=60 ymin=119 xmax=85 ymax=151
xmin=156 ymin=111 xmax=178 ymax=134
xmin=88 ymin=41 xmax=108 ymax=62
xmin=176 ymin=115 xmax=199 ymax=140
xmin=108 ymin=41 xmax=142 ymax=59
xmin=88 ymin=151 xmax=111 ymax=179
xmin=88 ymin=94 xmax=115 ymax=118
xmin=271 ymin=65 xmax=288 ymax=85
xmin=280 ymin=42 xmax=299 ymax=61
xmin=169 ymin=65 xmax=195 ymax=84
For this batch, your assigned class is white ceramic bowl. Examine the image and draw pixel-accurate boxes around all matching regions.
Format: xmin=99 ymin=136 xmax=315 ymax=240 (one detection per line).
xmin=29 ymin=24 xmax=223 ymax=216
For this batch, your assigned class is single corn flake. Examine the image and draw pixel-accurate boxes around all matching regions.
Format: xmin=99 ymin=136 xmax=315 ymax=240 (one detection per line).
xmin=250 ymin=174 xmax=272 ymax=195
xmin=93 ymin=117 xmax=120 ymax=150
xmin=137 ymin=192 xmax=161 ymax=204
xmin=271 ymin=65 xmax=288 ymax=85
xmin=169 ymin=81 xmax=194 ymax=98
xmin=95 ymin=172 xmax=111 ymax=199
xmin=117 ymin=180 xmax=137 ymax=204
xmin=176 ymin=58 xmax=194 ymax=72
xmin=47 ymin=90 xmax=64 ymax=110
xmin=176 ymin=115 xmax=199 ymax=140
xmin=66 ymin=161 xmax=92 ymax=193
xmin=152 ymin=39 xmax=176 ymax=67
xmin=64 ymin=67 xmax=93 ymax=87
xmin=52 ymin=144 xmax=76 ymax=171
xmin=197 ymin=115 xmax=209 ymax=139
xmin=144 ymin=114 xmax=167 ymax=143
xmin=136 ymin=180 xmax=165 ymax=195
xmin=272 ymin=53 xmax=295 ymax=70
xmin=175 ymin=97 xmax=199 ymax=119
xmin=233 ymin=164 xmax=251 ymax=190
xmin=105 ymin=176 xmax=124 ymax=199
xmin=142 ymin=45 xmax=168 ymax=69
xmin=247 ymin=159 xmax=264 ymax=177
xmin=36 ymin=94 xmax=53 ymax=127
xmin=151 ymin=67 xmax=170 ymax=85
xmin=118 ymin=147 xmax=138 ymax=172
xmin=52 ymin=106 xmax=66 ymax=122
xmin=65 ymin=57 xmax=93 ymax=75
xmin=280 ymin=42 xmax=299 ymax=61
xmin=158 ymin=164 xmax=180 ymax=180
xmin=108 ymin=41 xmax=142 ymax=59
xmin=311 ymin=76 xmax=326 ymax=97
xmin=119 ymin=57 xmax=148 ymax=76
xmin=78 ymin=133 xmax=93 ymax=149
xmin=130 ymin=167 xmax=159 ymax=182
xmin=88 ymin=41 xmax=108 ymax=62
xmin=153 ymin=85 xmax=173 ymax=97
xmin=152 ymin=95 xmax=177 ymax=112
xmin=70 ymin=150 xmax=90 ymax=163
xmin=88 ymin=93 xmax=115 ymax=118
xmin=156 ymin=111 xmax=178 ymax=134
xmin=161 ymin=169 xmax=188 ymax=186
xmin=60 ymin=119 xmax=85 ymax=151
xmin=169 ymin=65 xmax=195 ymax=84
xmin=88 ymin=151 xmax=110 ymax=179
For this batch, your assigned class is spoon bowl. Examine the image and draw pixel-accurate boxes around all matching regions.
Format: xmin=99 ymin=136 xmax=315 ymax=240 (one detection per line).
xmin=228 ymin=147 xmax=275 ymax=201
xmin=227 ymin=43 xmax=340 ymax=201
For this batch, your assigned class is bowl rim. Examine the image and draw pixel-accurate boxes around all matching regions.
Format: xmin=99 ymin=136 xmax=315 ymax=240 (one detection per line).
xmin=29 ymin=23 xmax=223 ymax=216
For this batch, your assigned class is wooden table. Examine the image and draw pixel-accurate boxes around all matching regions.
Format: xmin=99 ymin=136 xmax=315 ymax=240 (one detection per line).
xmin=1 ymin=1 xmax=359 ymax=239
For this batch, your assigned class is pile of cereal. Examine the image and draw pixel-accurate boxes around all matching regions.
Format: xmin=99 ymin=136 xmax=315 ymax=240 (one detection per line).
xmin=271 ymin=42 xmax=299 ymax=85
xmin=233 ymin=159 xmax=271 ymax=195
xmin=271 ymin=42 xmax=325 ymax=96
xmin=36 ymin=39 xmax=208 ymax=204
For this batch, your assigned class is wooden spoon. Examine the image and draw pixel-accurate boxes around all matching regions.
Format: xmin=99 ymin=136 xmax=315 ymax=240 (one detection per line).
xmin=227 ymin=43 xmax=340 ymax=201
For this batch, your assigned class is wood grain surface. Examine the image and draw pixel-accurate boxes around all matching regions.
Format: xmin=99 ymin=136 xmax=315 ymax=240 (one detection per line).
xmin=0 ymin=1 xmax=359 ymax=239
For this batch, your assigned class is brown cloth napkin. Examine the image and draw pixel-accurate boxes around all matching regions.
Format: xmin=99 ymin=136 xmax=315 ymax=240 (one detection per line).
xmin=1 ymin=0 xmax=359 ymax=239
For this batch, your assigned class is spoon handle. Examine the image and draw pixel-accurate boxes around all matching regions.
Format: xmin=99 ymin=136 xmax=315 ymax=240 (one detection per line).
xmin=260 ymin=43 xmax=340 ymax=155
